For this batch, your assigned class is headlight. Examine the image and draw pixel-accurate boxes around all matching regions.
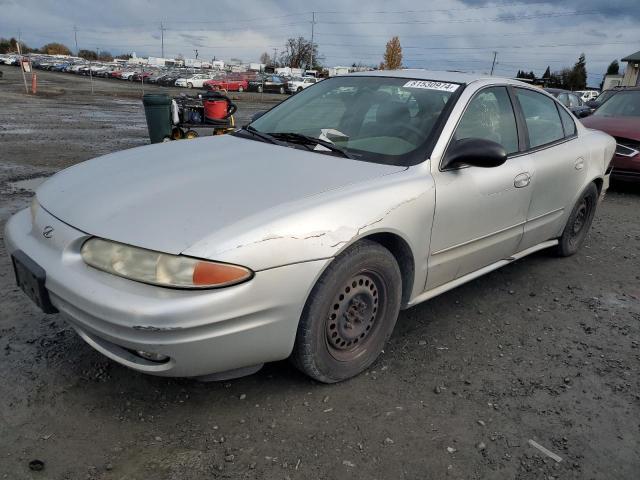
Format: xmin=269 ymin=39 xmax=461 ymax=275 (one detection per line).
xmin=81 ymin=238 xmax=253 ymax=289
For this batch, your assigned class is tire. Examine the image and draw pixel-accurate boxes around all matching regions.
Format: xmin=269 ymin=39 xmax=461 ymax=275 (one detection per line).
xmin=187 ymin=82 xmax=193 ymax=89
xmin=556 ymin=182 xmax=598 ymax=257
xmin=257 ymin=85 xmax=263 ymax=93
xmin=297 ymin=87 xmax=303 ymax=93
xmin=238 ymin=86 xmax=244 ymax=92
xmin=279 ymin=86 xmax=285 ymax=94
xmin=290 ymin=240 xmax=402 ymax=383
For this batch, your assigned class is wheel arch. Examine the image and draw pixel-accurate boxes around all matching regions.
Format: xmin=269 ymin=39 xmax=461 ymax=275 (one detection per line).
xmin=357 ymin=232 xmax=415 ymax=307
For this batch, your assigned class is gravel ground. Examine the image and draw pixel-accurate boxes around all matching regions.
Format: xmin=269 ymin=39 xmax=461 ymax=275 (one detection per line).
xmin=0 ymin=65 xmax=639 ymax=480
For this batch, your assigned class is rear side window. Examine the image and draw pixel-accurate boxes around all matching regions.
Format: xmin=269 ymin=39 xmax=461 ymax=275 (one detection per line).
xmin=558 ymin=107 xmax=576 ymax=137
xmin=515 ymin=88 xmax=564 ymax=148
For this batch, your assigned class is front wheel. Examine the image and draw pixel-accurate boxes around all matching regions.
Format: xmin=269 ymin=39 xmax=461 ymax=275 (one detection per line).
xmin=556 ymin=183 xmax=598 ymax=256
xmin=290 ymin=240 xmax=402 ymax=383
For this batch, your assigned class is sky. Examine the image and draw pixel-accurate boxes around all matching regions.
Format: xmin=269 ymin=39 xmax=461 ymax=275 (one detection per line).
xmin=1 ymin=0 xmax=638 ymax=86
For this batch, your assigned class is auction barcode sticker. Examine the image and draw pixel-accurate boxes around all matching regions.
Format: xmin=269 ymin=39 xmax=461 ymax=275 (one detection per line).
xmin=403 ymin=80 xmax=460 ymax=92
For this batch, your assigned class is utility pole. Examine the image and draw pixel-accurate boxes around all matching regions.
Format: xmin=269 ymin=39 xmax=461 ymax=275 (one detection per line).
xmin=160 ymin=22 xmax=166 ymax=58
xmin=272 ymin=47 xmax=278 ymax=67
xmin=193 ymin=49 xmax=198 ymax=59
xmin=73 ymin=25 xmax=78 ymax=55
xmin=310 ymin=12 xmax=316 ymax=70
xmin=490 ymin=51 xmax=497 ymax=76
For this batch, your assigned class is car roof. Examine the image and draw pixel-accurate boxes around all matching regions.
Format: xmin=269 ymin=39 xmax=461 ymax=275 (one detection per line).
xmin=348 ymin=68 xmax=526 ymax=86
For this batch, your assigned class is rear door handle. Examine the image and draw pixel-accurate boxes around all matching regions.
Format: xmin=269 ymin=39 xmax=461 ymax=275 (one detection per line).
xmin=514 ymin=172 xmax=531 ymax=188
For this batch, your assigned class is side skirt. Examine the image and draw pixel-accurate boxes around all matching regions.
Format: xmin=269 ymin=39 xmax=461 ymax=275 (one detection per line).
xmin=407 ymin=239 xmax=559 ymax=308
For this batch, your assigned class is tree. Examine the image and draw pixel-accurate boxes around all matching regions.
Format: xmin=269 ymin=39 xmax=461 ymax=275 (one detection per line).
xmin=259 ymin=51 xmax=271 ymax=65
xmin=567 ymin=53 xmax=587 ymax=90
xmin=115 ymin=53 xmax=132 ymax=60
xmin=78 ymin=49 xmax=98 ymax=60
xmin=97 ymin=50 xmax=113 ymax=62
xmin=280 ymin=37 xmax=319 ymax=69
xmin=605 ymin=60 xmax=619 ymax=75
xmin=41 ymin=42 xmax=72 ymax=56
xmin=542 ymin=66 xmax=551 ymax=79
xmin=382 ymin=36 xmax=402 ymax=70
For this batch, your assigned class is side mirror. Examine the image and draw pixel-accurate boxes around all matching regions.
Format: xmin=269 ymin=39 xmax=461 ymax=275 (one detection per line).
xmin=443 ymin=138 xmax=508 ymax=169
xmin=578 ymin=109 xmax=591 ymax=118
xmin=251 ymin=111 xmax=266 ymax=122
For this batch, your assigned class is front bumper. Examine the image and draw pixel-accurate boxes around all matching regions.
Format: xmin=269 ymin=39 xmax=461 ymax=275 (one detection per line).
xmin=4 ymin=206 xmax=329 ymax=378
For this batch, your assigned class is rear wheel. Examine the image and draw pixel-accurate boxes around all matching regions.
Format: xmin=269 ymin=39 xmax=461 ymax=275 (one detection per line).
xmin=291 ymin=240 xmax=402 ymax=383
xmin=556 ymin=183 xmax=598 ymax=256
xmin=187 ymin=82 xmax=193 ymax=89
xmin=279 ymin=86 xmax=285 ymax=94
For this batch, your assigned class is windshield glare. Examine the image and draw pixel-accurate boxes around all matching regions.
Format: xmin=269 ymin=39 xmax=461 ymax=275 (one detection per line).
xmin=594 ymin=91 xmax=640 ymax=117
xmin=248 ymin=76 xmax=460 ymax=165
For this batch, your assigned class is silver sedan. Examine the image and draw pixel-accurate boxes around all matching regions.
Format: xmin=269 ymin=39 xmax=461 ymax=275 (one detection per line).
xmin=5 ymin=70 xmax=615 ymax=383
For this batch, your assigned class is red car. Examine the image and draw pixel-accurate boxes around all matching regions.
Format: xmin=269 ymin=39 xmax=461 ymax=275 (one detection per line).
xmin=582 ymin=87 xmax=640 ymax=183
xmin=203 ymin=77 xmax=248 ymax=92
xmin=110 ymin=70 xmax=123 ymax=79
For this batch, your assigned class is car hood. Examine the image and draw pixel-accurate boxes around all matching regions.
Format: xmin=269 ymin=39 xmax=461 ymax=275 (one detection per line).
xmin=36 ymin=135 xmax=406 ymax=255
xmin=581 ymin=116 xmax=640 ymax=142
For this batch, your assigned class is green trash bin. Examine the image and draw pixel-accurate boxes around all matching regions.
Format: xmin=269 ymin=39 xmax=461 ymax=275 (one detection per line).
xmin=142 ymin=93 xmax=172 ymax=144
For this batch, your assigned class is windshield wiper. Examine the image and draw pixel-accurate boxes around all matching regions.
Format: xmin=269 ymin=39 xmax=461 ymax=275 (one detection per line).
xmin=268 ymin=132 xmax=353 ymax=159
xmin=237 ymin=126 xmax=281 ymax=145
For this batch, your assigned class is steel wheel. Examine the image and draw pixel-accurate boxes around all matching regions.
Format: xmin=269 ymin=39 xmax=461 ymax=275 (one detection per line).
xmin=291 ymin=240 xmax=402 ymax=383
xmin=325 ymin=271 xmax=386 ymax=361
xmin=557 ymin=183 xmax=598 ymax=256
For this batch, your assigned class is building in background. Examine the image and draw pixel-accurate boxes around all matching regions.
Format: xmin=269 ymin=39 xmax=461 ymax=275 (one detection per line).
xmin=621 ymin=50 xmax=640 ymax=87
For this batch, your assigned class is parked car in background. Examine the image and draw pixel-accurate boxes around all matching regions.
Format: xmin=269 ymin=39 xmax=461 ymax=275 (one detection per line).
xmin=288 ymin=76 xmax=318 ymax=93
xmin=575 ymin=90 xmax=599 ymax=102
xmin=146 ymin=72 xmax=166 ymax=84
xmin=585 ymin=88 xmax=622 ymax=111
xmin=175 ymin=73 xmax=211 ymax=88
xmin=120 ymin=71 xmax=136 ymax=81
xmin=582 ymin=87 xmax=640 ymax=183
xmin=131 ymin=71 xmax=153 ymax=82
xmin=249 ymin=75 xmax=288 ymax=94
xmin=545 ymin=88 xmax=591 ymax=118
xmin=204 ymin=77 xmax=248 ymax=92
xmin=4 ymin=71 xmax=615 ymax=384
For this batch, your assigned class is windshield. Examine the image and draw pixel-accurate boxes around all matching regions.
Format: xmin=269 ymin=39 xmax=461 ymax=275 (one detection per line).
xmin=246 ymin=76 xmax=462 ymax=165
xmin=594 ymin=90 xmax=640 ymax=117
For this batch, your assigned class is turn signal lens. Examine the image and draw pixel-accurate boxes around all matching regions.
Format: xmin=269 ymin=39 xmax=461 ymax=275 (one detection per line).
xmin=81 ymin=237 xmax=252 ymax=289
xmin=192 ymin=261 xmax=251 ymax=286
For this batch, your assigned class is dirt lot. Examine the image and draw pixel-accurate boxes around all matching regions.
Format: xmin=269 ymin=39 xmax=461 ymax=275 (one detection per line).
xmin=0 ymin=65 xmax=639 ymax=480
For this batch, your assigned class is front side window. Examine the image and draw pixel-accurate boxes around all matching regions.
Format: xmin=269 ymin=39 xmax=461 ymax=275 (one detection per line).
xmin=453 ymin=86 xmax=519 ymax=155
xmin=515 ymin=88 xmax=564 ymax=148
xmin=247 ymin=76 xmax=461 ymax=165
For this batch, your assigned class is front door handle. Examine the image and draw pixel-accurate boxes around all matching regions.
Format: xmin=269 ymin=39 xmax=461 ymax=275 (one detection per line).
xmin=514 ymin=172 xmax=531 ymax=188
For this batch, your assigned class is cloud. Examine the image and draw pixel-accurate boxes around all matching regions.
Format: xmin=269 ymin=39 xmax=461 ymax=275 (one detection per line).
xmin=0 ymin=0 xmax=637 ymax=85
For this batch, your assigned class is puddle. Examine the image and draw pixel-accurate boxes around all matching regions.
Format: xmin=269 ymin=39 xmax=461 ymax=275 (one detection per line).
xmin=7 ymin=176 xmax=49 ymax=192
